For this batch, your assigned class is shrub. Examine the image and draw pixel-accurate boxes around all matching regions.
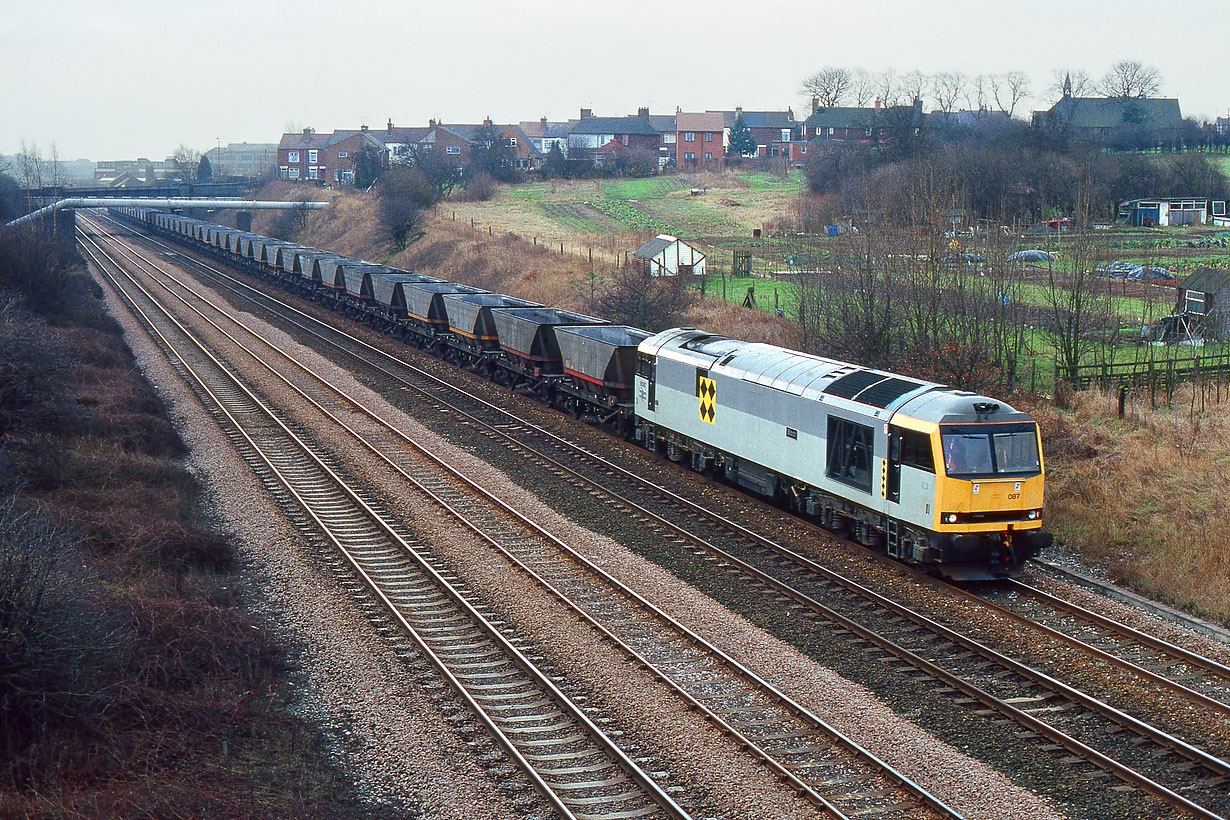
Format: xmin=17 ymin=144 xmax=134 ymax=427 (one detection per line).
xmin=377 ymin=168 xmax=441 ymax=250
xmin=459 ymin=171 xmax=498 ymax=202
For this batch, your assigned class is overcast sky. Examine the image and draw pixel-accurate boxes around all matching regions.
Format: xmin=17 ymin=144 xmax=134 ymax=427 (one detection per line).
xmin=2 ymin=0 xmax=1224 ymax=161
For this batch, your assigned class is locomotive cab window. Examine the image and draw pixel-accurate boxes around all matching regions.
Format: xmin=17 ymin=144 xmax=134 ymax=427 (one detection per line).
xmin=941 ymin=424 xmax=1040 ymax=477
xmin=896 ymin=429 xmax=934 ymax=473
xmin=827 ymin=417 xmax=873 ymax=492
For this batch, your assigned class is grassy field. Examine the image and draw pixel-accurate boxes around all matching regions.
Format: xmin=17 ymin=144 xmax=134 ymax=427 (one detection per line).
xmin=462 ymin=171 xmax=804 ymax=245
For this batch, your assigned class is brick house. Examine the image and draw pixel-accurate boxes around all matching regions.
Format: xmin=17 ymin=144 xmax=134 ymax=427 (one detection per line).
xmin=708 ymin=107 xmax=797 ymax=157
xmin=568 ymin=108 xmax=661 ymax=165
xmin=675 ymin=112 xmax=726 ymax=169
xmin=277 ymin=128 xmax=333 ymax=182
xmin=322 ymin=129 xmax=388 ymax=185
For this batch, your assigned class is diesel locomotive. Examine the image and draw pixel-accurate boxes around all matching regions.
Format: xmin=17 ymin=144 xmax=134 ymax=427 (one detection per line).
xmin=109 ymin=207 xmax=1051 ymax=578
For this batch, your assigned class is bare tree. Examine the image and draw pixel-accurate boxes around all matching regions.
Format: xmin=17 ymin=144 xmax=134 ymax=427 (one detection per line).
xmin=990 ymin=71 xmax=1031 ymax=115
xmin=592 ymin=263 xmax=698 ymax=332
xmin=851 ymin=69 xmax=877 ymax=107
xmin=170 ymin=145 xmax=203 ymax=182
xmin=800 ymin=67 xmax=853 ymax=108
xmin=900 ymin=70 xmax=930 ymax=105
xmin=966 ymin=74 xmax=989 ymax=113
xmin=1040 ymin=167 xmax=1116 ymax=384
xmin=876 ymin=69 xmax=899 ymax=107
xmin=932 ymin=72 xmax=966 ymax=117
xmin=1098 ymin=59 xmax=1163 ymax=99
xmin=1048 ymin=68 xmax=1092 ymax=99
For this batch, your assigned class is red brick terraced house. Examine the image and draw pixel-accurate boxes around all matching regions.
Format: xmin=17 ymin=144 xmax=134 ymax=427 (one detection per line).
xmin=277 ymin=128 xmax=333 ymax=182
xmin=675 ymin=112 xmax=726 ymax=170
xmin=707 ymin=107 xmax=798 ymax=158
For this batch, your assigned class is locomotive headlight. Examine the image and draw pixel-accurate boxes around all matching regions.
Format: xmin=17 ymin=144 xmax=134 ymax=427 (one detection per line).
xmin=943 ymin=513 xmax=958 ymax=524
xmin=1027 ymin=509 xmax=1040 ymax=520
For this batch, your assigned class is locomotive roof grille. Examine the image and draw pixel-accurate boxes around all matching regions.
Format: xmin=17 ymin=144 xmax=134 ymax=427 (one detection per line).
xmin=857 ymin=377 xmax=925 ymax=408
xmin=823 ymin=371 xmax=924 ymax=408
xmin=823 ymin=370 xmax=884 ymax=399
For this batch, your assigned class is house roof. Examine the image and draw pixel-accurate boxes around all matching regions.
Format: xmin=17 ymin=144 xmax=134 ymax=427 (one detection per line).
xmin=1181 ymin=267 xmax=1230 ymax=296
xmin=709 ymin=110 xmax=795 ymax=129
xmin=278 ymin=131 xmax=332 ymax=150
xmin=383 ymin=126 xmax=432 ymax=144
xmin=633 ymin=234 xmax=703 ymax=259
xmin=676 ymin=112 xmax=725 ymax=132
xmin=1046 ymin=96 xmax=1182 ymax=130
xmin=803 ymin=106 xmax=881 ymax=128
xmin=570 ymin=116 xmax=659 ymax=136
xmin=647 ymin=114 xmax=677 ymax=133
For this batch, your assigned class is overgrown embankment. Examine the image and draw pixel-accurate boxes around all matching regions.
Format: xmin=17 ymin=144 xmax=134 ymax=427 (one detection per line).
xmin=257 ymin=182 xmax=1228 ymax=625
xmin=0 ymin=228 xmax=372 ymax=818
xmin=1028 ymin=389 xmax=1230 ymax=624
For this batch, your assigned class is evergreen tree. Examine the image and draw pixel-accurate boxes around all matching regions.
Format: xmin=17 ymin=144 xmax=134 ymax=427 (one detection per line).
xmin=352 ymin=143 xmax=384 ymax=189
xmin=195 ymin=154 xmax=213 ymax=181
xmin=728 ymin=112 xmax=758 ymax=158
xmin=542 ymin=141 xmax=568 ymax=178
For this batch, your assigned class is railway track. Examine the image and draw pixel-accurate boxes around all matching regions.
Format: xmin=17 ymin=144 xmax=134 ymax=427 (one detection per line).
xmin=82 ymin=216 xmax=962 ymax=820
xmin=102 ymin=213 xmax=1230 ymax=818
xmin=79 ymin=222 xmax=687 ymax=820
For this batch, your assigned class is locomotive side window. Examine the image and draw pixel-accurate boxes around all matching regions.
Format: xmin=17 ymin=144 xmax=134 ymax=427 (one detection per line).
xmin=827 ymin=417 xmax=873 ymax=492
xmin=899 ymin=430 xmax=934 ymax=473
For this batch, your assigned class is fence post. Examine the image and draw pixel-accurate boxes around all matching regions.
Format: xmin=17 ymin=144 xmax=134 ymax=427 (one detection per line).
xmin=1118 ymin=385 xmax=1126 ymax=418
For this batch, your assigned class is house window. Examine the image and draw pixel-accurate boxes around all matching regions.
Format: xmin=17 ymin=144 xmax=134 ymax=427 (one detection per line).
xmin=663 ymin=133 xmax=676 ymax=144
xmin=289 ymin=167 xmax=300 ymax=179
xmin=684 ymin=132 xmax=695 ymax=141
xmin=684 ymin=152 xmax=695 ymax=161
xmin=338 ymin=150 xmax=348 ymax=158
xmin=705 ymin=152 xmax=713 ymax=160
xmin=308 ymin=167 xmax=318 ymax=180
xmin=623 ymin=135 xmax=629 ymax=145
xmin=781 ymin=129 xmax=791 ymax=142
xmin=446 ymin=146 xmax=461 ymax=155
xmin=279 ymin=166 xmax=288 ymax=179
xmin=704 ymin=132 xmax=713 ymax=142
xmin=801 ymin=146 xmax=808 ymax=154
xmin=308 ymin=149 xmax=317 ymax=163
xmin=288 ymin=151 xmax=300 ymax=163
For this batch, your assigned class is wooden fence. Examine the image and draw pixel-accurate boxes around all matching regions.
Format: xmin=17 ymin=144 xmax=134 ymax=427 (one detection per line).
xmin=1058 ymin=351 xmax=1230 ymax=392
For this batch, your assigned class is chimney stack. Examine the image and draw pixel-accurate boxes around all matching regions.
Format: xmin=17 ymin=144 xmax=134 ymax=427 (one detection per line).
xmin=302 ymin=127 xmax=312 ymax=135
xmin=361 ymin=124 xmax=369 ymax=131
xmin=580 ymin=107 xmax=593 ymax=120
xmin=387 ymin=118 xmax=393 ymax=134
xmin=811 ymin=96 xmax=819 ymax=113
xmin=874 ymin=98 xmax=881 ymax=110
xmin=638 ymin=106 xmax=650 ymax=119
xmin=429 ymin=118 xmax=436 ymax=127
xmin=483 ymin=115 xmax=493 ymax=126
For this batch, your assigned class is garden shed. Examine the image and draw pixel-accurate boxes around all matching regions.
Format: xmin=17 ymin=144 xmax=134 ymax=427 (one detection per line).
xmin=1175 ymin=267 xmax=1230 ymax=340
xmin=632 ymin=234 xmax=706 ymax=277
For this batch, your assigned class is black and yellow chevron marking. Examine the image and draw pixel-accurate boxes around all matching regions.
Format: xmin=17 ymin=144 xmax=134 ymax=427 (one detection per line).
xmin=698 ymin=376 xmax=716 ymax=424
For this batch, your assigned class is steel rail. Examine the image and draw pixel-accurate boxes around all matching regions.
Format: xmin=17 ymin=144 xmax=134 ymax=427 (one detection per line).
xmin=1004 ymin=577 xmax=1230 ymax=678
xmin=1031 ymin=559 xmax=1230 ymax=647
xmin=79 ymin=225 xmax=688 ymax=820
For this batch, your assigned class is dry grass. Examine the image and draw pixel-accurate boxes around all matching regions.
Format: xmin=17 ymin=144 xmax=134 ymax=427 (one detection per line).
xmin=1026 ymin=386 xmax=1230 ymax=624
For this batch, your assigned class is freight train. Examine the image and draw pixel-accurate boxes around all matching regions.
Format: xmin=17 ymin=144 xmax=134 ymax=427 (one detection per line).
xmin=108 ymin=207 xmax=1052 ymax=579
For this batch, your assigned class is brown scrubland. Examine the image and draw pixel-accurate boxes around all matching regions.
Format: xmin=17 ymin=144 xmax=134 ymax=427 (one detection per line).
xmin=0 ymin=227 xmax=375 ymax=818
xmin=253 ymin=182 xmax=1229 ymax=626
